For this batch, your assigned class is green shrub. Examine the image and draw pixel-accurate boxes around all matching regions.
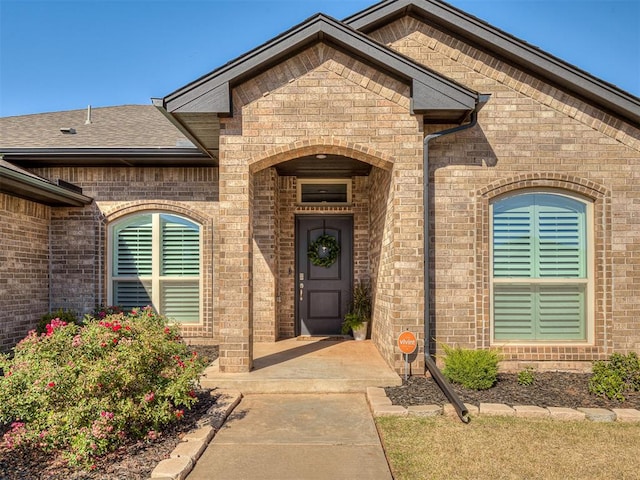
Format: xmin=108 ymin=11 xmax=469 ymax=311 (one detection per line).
xmin=589 ymin=352 xmax=640 ymax=402
xmin=0 ymin=307 xmax=206 ymax=466
xmin=441 ymin=344 xmax=500 ymax=390
xmin=341 ymin=313 xmax=364 ymax=334
xmin=517 ymin=366 xmax=536 ymax=386
xmin=37 ymin=308 xmax=82 ymax=334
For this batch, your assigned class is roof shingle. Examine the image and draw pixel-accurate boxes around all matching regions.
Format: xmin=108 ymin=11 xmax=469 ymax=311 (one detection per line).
xmin=0 ymin=105 xmax=191 ymax=149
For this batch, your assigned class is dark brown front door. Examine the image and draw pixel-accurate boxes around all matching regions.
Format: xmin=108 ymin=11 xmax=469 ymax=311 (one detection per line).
xmin=296 ymin=215 xmax=353 ymax=336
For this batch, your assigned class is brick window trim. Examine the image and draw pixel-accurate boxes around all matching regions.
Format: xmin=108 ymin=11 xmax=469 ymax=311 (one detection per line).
xmin=475 ymin=173 xmax=613 ymax=361
xmin=102 ymin=201 xmax=215 ymax=339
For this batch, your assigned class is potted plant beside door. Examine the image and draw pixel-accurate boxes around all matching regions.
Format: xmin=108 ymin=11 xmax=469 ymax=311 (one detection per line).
xmin=341 ymin=280 xmax=371 ymax=341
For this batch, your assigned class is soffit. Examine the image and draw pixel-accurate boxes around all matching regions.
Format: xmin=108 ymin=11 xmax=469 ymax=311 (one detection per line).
xmin=1 ymin=148 xmax=213 ymax=168
xmin=345 ymin=0 xmax=640 ymax=125
xmin=276 ymin=155 xmax=373 ymax=178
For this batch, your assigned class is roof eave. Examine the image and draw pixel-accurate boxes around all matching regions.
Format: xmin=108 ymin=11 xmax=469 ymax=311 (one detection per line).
xmin=0 ymin=165 xmax=93 ymax=207
xmin=0 ymin=147 xmax=215 ymax=167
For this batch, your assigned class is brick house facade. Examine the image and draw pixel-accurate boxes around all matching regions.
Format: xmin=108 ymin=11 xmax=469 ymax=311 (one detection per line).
xmin=1 ymin=0 xmax=639 ymax=374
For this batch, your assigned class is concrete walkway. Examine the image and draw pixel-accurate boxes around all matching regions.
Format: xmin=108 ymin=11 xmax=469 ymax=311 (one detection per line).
xmin=186 ymin=393 xmax=393 ymax=480
xmin=180 ymin=339 xmax=399 ymax=479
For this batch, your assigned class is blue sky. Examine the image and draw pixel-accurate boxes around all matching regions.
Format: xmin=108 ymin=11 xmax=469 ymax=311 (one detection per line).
xmin=1 ymin=0 xmax=638 ymax=118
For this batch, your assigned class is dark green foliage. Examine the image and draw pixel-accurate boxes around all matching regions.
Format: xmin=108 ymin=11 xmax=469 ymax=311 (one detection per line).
xmin=37 ymin=308 xmax=82 ymax=334
xmin=589 ymin=352 xmax=640 ymax=402
xmin=341 ymin=313 xmax=364 ymax=335
xmin=441 ymin=344 xmax=500 ymax=390
xmin=341 ymin=281 xmax=371 ymax=335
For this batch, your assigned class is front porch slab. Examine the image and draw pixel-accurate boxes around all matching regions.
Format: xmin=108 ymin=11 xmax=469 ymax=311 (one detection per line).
xmin=200 ymin=338 xmax=402 ymax=393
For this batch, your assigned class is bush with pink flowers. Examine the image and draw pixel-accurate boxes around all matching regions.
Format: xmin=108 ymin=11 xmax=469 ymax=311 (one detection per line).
xmin=0 ymin=307 xmax=206 ymax=466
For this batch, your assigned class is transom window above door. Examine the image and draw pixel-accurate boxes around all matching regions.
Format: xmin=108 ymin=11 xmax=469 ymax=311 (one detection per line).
xmin=108 ymin=212 xmax=201 ymax=323
xmin=491 ymin=192 xmax=592 ymax=343
xmin=297 ymin=179 xmax=352 ymax=204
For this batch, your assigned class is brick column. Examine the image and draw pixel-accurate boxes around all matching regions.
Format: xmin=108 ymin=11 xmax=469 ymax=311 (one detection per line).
xmin=217 ymin=159 xmax=253 ymax=373
xmin=390 ymin=152 xmax=425 ymax=374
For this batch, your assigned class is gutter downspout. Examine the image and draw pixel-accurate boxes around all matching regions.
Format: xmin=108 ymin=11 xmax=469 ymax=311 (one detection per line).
xmin=423 ymin=95 xmax=490 ymax=423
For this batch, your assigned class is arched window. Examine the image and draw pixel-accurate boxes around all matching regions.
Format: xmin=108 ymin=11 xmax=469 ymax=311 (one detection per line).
xmin=109 ymin=212 xmax=201 ymax=323
xmin=491 ymin=192 xmax=592 ymax=342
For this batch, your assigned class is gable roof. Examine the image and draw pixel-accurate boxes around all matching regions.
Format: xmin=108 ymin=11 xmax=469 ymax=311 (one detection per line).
xmin=0 ymin=105 xmax=211 ymax=166
xmin=160 ymin=13 xmax=480 ymax=122
xmin=345 ymin=0 xmax=640 ymax=125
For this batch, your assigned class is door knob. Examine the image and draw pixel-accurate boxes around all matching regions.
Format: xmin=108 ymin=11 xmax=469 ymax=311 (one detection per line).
xmin=299 ymin=282 xmax=304 ymax=301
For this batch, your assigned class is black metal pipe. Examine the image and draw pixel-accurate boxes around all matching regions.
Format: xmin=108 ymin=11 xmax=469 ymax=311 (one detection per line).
xmin=422 ymin=95 xmax=489 ymax=423
xmin=425 ymin=356 xmax=469 ymax=422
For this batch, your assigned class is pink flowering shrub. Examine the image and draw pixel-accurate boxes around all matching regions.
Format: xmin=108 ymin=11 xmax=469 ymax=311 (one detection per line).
xmin=36 ymin=308 xmax=81 ymax=335
xmin=0 ymin=307 xmax=206 ymax=466
xmin=92 ymin=305 xmax=126 ymax=319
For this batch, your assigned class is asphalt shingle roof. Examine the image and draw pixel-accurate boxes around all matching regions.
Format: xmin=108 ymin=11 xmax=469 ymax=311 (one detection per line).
xmin=0 ymin=105 xmax=191 ymax=149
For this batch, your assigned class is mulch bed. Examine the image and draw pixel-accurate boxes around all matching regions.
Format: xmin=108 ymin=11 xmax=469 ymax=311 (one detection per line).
xmin=385 ymin=372 xmax=640 ymax=410
xmin=2 ymin=346 xmax=638 ymax=479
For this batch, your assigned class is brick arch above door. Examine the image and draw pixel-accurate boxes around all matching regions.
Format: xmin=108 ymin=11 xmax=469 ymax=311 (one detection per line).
xmin=248 ymin=137 xmax=395 ymax=174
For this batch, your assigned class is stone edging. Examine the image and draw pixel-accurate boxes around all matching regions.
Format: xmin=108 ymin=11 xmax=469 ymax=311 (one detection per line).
xmin=146 ymin=386 xmax=639 ymax=479
xmin=149 ymin=389 xmax=242 ymax=480
xmin=366 ymin=387 xmax=640 ymax=422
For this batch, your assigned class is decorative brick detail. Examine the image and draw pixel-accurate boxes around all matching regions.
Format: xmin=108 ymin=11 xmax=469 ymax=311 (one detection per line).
xmin=370 ymin=16 xmax=640 ymax=151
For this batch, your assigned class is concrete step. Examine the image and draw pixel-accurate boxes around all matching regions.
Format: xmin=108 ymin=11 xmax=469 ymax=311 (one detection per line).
xmin=200 ymin=339 xmax=402 ymax=394
xmin=200 ymin=376 xmax=401 ymax=393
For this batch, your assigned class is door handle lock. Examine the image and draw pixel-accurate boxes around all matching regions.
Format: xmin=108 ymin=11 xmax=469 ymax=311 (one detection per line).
xmin=299 ymin=282 xmax=304 ymax=301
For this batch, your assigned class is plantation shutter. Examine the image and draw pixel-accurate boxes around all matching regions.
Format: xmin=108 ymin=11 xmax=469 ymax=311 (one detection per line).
xmin=493 ymin=194 xmax=587 ymax=341
xmin=537 ymin=197 xmax=585 ymax=278
xmin=113 ymin=281 xmax=152 ymax=311
xmin=161 ymin=282 xmax=200 ymax=323
xmin=111 ymin=213 xmax=201 ymax=323
xmin=159 ymin=215 xmax=200 ymax=322
xmin=161 ymin=216 xmax=200 ymax=276
xmin=493 ymin=198 xmax=533 ymax=277
xmin=114 ymin=215 xmax=152 ymax=275
xmin=493 ymin=285 xmax=534 ymax=339
xmin=537 ymin=285 xmax=585 ymax=340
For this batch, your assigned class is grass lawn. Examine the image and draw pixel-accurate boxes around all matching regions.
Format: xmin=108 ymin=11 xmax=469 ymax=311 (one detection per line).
xmin=376 ymin=415 xmax=640 ymax=480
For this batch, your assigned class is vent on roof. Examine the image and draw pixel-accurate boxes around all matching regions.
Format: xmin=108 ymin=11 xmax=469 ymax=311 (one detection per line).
xmin=57 ymin=179 xmax=83 ymax=194
xmin=60 ymin=127 xmax=76 ymax=134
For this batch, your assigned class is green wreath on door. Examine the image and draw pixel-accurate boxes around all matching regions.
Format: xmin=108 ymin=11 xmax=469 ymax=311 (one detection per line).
xmin=308 ymin=234 xmax=340 ymax=268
